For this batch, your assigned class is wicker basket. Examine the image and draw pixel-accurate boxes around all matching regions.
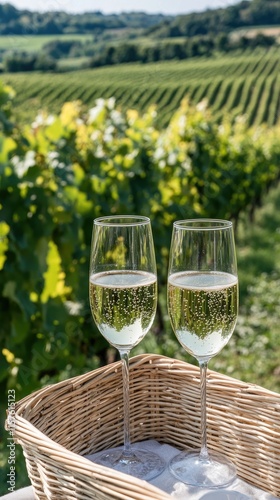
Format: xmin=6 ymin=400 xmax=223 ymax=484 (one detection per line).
xmin=7 ymin=354 xmax=280 ymax=499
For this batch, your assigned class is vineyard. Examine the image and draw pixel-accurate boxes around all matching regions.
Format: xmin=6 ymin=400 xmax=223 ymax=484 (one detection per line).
xmin=2 ymin=47 xmax=280 ymax=127
xmin=2 ymin=49 xmax=280 ymax=493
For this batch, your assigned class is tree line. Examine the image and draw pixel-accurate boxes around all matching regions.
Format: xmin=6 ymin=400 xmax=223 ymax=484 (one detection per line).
xmin=2 ymin=32 xmax=276 ymax=73
xmin=0 ymin=4 xmax=169 ymax=35
xmin=1 ymin=0 xmax=279 ymax=73
xmin=1 ymin=0 xmax=280 ymax=38
xmin=148 ymin=0 xmax=280 ymax=38
xmin=89 ymin=33 xmax=275 ymax=68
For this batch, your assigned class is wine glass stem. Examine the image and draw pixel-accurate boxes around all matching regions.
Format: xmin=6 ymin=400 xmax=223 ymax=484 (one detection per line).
xmin=199 ymin=359 xmax=209 ymax=461
xmin=119 ymin=349 xmax=132 ymax=457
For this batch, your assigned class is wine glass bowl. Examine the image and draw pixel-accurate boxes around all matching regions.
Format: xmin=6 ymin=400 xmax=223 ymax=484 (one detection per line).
xmin=167 ymin=219 xmax=238 ymax=488
xmin=89 ymin=269 xmax=157 ymax=350
xmin=89 ymin=215 xmax=165 ymax=480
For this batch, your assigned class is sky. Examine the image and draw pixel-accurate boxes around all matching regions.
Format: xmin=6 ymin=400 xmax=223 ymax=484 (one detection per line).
xmin=8 ymin=0 xmax=240 ymax=15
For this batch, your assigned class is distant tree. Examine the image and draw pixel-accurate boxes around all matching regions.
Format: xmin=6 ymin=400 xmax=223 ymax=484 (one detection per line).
xmin=103 ymin=45 xmax=117 ymax=65
xmin=3 ymin=51 xmax=57 ymax=72
xmin=40 ymin=19 xmax=61 ymax=35
xmin=3 ymin=52 xmax=36 ymax=72
xmin=171 ymin=43 xmax=186 ymax=60
xmin=0 ymin=8 xmax=168 ymax=35
xmin=114 ymin=44 xmax=138 ymax=64
xmin=144 ymin=46 xmax=161 ymax=63
xmin=252 ymin=32 xmax=275 ymax=47
xmin=0 ymin=3 xmax=19 ymax=22
xmin=34 ymin=53 xmax=57 ymax=71
xmin=168 ymin=25 xmax=182 ymax=37
xmin=215 ymin=33 xmax=230 ymax=52
xmin=42 ymin=40 xmax=82 ymax=59
xmin=238 ymin=36 xmax=251 ymax=49
xmin=249 ymin=2 xmax=280 ymax=25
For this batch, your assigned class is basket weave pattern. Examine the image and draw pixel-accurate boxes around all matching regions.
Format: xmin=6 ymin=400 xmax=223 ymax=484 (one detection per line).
xmin=9 ymin=354 xmax=280 ymax=499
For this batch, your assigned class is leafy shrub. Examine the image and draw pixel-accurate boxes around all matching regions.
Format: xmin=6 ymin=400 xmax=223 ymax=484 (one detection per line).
xmin=3 ymin=51 xmax=57 ymax=72
xmin=1 ymin=88 xmax=280 ymax=401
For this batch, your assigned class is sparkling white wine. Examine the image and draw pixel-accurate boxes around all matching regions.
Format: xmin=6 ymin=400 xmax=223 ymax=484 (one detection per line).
xmin=168 ymin=271 xmax=238 ymax=359
xmin=89 ymin=270 xmax=157 ymax=349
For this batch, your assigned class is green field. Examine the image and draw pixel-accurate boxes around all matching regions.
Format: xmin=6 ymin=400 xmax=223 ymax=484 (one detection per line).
xmin=2 ymin=47 xmax=280 ymax=127
xmin=0 ymin=34 xmax=93 ymax=53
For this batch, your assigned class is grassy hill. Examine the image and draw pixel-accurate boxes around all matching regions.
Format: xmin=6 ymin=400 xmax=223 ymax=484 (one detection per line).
xmin=148 ymin=0 xmax=280 ymax=38
xmin=2 ymin=47 xmax=280 ymax=127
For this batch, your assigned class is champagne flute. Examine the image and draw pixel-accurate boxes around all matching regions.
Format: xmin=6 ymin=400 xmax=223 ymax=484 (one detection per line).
xmin=167 ymin=219 xmax=238 ymax=488
xmin=89 ymin=215 xmax=165 ymax=480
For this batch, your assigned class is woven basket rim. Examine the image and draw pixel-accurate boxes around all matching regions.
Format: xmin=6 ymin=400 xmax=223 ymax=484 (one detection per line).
xmin=15 ymin=354 xmax=280 ymax=410
xmin=9 ymin=354 xmax=280 ymax=500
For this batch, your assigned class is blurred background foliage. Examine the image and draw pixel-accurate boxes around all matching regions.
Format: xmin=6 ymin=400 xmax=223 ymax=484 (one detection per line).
xmin=1 ymin=79 xmax=280 ymax=491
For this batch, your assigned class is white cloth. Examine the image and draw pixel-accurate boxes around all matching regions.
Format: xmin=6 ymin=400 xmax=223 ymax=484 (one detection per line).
xmin=2 ymin=440 xmax=278 ymax=499
xmin=0 ymin=487 xmax=34 ymax=499
xmin=86 ymin=440 xmax=279 ymax=500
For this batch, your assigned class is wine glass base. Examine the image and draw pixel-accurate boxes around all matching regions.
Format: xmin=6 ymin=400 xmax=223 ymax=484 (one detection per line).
xmin=95 ymin=447 xmax=166 ymax=481
xmin=169 ymin=449 xmax=236 ymax=488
